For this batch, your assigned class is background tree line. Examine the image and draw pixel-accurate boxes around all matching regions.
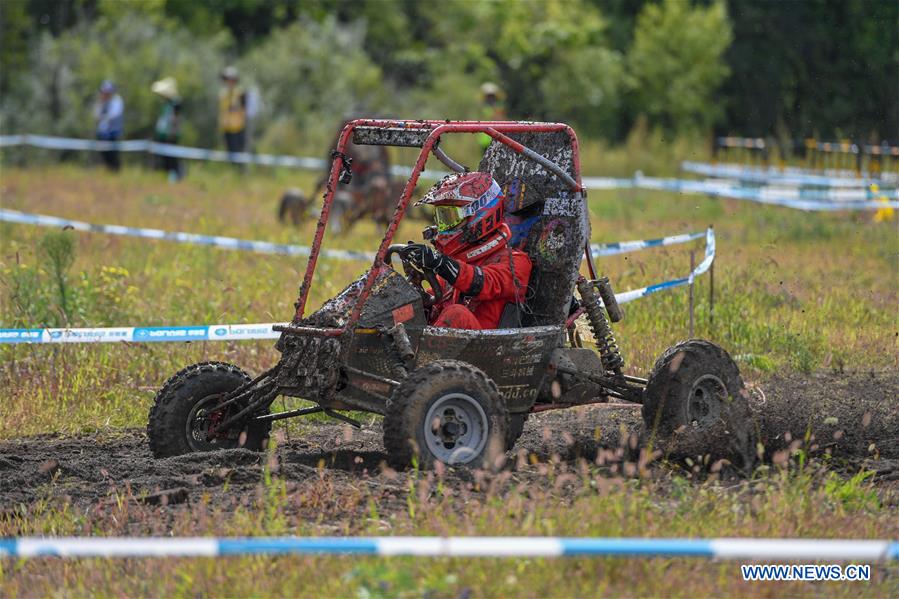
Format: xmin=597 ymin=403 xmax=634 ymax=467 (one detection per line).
xmin=1 ymin=0 xmax=896 ymax=156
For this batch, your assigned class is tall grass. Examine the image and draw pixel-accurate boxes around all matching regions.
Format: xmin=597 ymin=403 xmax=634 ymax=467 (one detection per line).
xmin=0 ymin=157 xmax=896 ymax=597
xmin=1 ymin=159 xmax=896 ymax=438
xmin=0 ymin=453 xmax=895 ymax=596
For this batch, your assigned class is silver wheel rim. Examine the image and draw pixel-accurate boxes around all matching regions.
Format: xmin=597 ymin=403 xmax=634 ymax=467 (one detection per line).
xmin=424 ymin=393 xmax=488 ymax=464
xmin=687 ymin=374 xmax=727 ymax=428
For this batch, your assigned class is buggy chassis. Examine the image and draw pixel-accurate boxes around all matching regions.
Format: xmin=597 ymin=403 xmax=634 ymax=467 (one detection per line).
xmin=148 ymin=120 xmax=755 ymax=469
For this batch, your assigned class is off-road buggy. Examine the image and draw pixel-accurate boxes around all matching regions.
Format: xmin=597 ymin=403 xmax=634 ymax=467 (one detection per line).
xmin=148 ymin=120 xmax=756 ymax=470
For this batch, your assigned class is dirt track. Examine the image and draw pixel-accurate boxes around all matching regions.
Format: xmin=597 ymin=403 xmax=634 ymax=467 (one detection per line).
xmin=1 ymin=371 xmax=896 ymax=524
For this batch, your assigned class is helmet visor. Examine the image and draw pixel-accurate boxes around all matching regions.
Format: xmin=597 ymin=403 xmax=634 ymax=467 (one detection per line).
xmin=434 ymin=205 xmax=467 ymax=232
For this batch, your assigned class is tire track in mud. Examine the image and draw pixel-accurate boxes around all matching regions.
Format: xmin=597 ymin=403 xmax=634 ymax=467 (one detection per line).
xmin=1 ymin=371 xmax=896 ymax=519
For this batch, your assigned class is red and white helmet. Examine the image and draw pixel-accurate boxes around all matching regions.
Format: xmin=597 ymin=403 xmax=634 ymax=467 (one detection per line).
xmin=415 ymin=172 xmax=505 ymax=257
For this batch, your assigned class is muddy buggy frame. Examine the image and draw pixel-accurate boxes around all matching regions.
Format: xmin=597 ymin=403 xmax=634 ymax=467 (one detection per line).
xmin=148 ymin=119 xmax=756 ymax=470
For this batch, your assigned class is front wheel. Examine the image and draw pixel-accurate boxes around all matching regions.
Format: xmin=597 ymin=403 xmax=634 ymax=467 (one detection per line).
xmin=147 ymin=361 xmax=271 ymax=458
xmin=642 ymin=340 xmax=756 ymax=471
xmin=384 ymin=360 xmax=507 ymax=469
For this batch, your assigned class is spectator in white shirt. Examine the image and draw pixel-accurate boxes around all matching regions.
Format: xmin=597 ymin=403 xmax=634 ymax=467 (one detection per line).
xmin=93 ymin=80 xmax=124 ymax=171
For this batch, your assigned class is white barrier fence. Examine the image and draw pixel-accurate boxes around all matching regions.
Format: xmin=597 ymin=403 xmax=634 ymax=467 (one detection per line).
xmin=581 ymin=174 xmax=899 ymax=210
xmin=3 ymin=134 xmax=898 ymax=210
xmin=0 ymin=212 xmax=714 ymax=344
xmin=0 ymin=134 xmax=448 ymax=179
xmin=681 ymin=160 xmax=899 ymax=188
xmin=0 ymin=208 xmax=375 ymax=262
xmin=1 ymin=207 xmax=702 ymax=261
xmin=0 ymin=536 xmax=895 ymax=560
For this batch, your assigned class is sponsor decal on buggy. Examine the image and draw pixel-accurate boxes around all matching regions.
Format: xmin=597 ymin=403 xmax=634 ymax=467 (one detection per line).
xmin=510 ymin=336 xmax=546 ymax=352
xmin=500 ymin=384 xmax=539 ymax=402
xmin=502 ymin=353 xmax=544 ymax=366
xmin=392 ymin=303 xmax=414 ymax=324
xmin=504 ymin=179 xmax=528 ymax=212
xmin=500 ymin=365 xmax=536 ymax=378
xmin=535 ymin=218 xmax=569 ymax=260
xmin=495 ymin=334 xmax=552 ymax=356
xmin=543 ymin=194 xmax=582 ymax=218
xmin=495 ymin=146 xmax=574 ymax=184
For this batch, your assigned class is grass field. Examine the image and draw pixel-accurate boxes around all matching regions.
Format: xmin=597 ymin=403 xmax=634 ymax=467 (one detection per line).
xmin=1 ymin=158 xmax=897 ymax=596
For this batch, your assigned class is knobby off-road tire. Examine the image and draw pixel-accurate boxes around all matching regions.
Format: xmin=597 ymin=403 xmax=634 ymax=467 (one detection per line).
xmin=642 ymin=340 xmax=757 ymax=472
xmin=148 ymin=361 xmax=272 ymax=458
xmin=384 ymin=360 xmax=508 ymax=470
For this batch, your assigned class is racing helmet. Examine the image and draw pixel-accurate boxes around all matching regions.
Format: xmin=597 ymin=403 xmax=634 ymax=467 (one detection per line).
xmin=415 ymin=172 xmax=505 ymax=257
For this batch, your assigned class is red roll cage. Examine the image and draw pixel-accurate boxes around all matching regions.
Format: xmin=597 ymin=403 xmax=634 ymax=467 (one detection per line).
xmin=291 ymin=119 xmax=596 ymax=335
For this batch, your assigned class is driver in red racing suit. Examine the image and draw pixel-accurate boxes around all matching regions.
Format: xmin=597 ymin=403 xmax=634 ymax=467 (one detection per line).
xmin=405 ymin=171 xmax=531 ymax=330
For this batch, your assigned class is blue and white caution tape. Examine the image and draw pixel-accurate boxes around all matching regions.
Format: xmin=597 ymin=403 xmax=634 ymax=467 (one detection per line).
xmin=581 ymin=173 xmax=899 ymax=209
xmin=591 ymin=230 xmax=705 ymax=257
xmin=0 ymin=134 xmax=447 ymax=179
xmin=2 ymin=207 xmax=706 ymax=264
xmin=698 ymin=180 xmax=899 ymax=202
xmin=612 ymin=227 xmax=714 ymax=305
xmin=682 ymin=161 xmax=899 ymax=188
xmin=0 ymin=134 xmax=325 ymax=169
xmin=0 ymin=134 xmax=22 ymax=146
xmin=0 ymin=270 xmax=711 ymax=342
xmin=628 ymin=175 xmax=899 ymax=211
xmin=0 ymin=209 xmax=375 ymax=262
xmin=4 ymin=134 xmax=898 ymax=209
xmin=0 ymin=220 xmax=714 ymax=344
xmin=0 ymin=323 xmax=284 ymax=345
xmin=578 ymin=176 xmax=637 ymax=190
xmin=0 ymin=536 xmax=895 ymax=560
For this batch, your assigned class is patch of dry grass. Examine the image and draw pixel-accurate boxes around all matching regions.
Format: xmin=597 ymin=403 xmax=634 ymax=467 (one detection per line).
xmin=0 ymin=161 xmax=897 ymax=596
xmin=1 ymin=448 xmax=896 ymax=597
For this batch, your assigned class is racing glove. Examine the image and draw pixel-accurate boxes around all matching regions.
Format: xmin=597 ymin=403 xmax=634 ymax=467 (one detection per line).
xmin=405 ymin=244 xmax=460 ymax=284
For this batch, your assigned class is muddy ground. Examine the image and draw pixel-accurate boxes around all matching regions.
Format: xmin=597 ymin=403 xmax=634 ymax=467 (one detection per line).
xmin=1 ymin=371 xmax=896 ymax=529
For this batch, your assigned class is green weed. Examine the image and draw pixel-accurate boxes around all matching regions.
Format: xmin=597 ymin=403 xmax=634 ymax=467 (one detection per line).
xmin=823 ymin=469 xmax=879 ymax=513
xmin=39 ymin=229 xmax=77 ymax=322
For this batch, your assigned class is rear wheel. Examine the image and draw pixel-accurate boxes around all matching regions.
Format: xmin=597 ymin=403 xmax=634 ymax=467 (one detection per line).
xmin=384 ymin=360 xmax=507 ymax=469
xmin=148 ymin=361 xmax=271 ymax=458
xmin=642 ymin=340 xmax=756 ymax=471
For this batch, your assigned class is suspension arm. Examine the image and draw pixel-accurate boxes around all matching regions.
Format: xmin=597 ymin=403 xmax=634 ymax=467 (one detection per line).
xmin=554 ymin=365 xmax=644 ymax=403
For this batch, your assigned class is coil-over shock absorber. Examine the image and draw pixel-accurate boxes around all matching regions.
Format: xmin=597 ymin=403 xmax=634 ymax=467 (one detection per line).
xmin=576 ymin=276 xmax=624 ymax=373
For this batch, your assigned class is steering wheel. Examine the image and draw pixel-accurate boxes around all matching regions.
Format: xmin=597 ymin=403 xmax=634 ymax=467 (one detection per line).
xmin=385 ymin=244 xmax=442 ymax=309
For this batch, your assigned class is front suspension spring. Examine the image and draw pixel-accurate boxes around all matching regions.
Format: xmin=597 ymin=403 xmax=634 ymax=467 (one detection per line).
xmin=576 ymin=277 xmax=624 ymax=373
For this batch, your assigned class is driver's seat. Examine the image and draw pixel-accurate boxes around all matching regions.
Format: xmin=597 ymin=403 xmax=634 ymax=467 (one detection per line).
xmin=478 ymin=131 xmax=590 ymax=328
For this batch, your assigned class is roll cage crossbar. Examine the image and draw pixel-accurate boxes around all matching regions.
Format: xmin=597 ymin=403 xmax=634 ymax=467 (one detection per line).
xmin=287 ymin=119 xmax=597 ymax=334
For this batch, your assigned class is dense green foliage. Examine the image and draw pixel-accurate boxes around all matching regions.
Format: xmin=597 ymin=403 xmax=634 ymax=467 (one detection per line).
xmin=722 ymin=0 xmax=899 ymax=140
xmin=0 ymin=0 xmax=896 ymax=153
xmin=626 ymin=0 xmax=732 ymax=133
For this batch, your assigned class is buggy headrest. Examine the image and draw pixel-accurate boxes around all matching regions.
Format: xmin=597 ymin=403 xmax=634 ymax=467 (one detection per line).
xmin=478 ymin=130 xmax=577 ymax=213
